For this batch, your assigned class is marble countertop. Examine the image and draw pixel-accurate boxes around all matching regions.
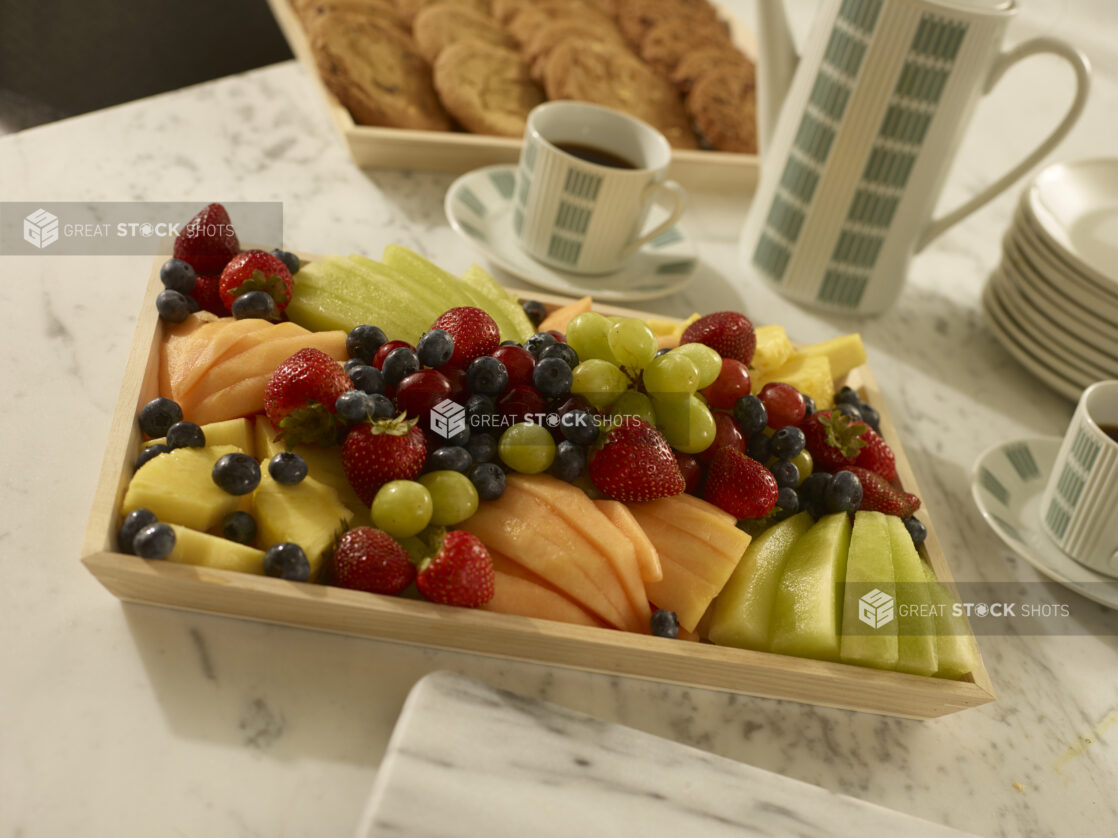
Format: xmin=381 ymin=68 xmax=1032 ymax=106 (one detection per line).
xmin=2 ymin=1 xmax=1117 ymax=836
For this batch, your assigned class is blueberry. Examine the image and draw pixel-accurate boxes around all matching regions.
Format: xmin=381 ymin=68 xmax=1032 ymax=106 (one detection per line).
xmin=348 ymin=363 xmax=385 ymax=395
xmin=184 ymin=294 xmax=201 ymax=313
xmin=417 ymin=328 xmax=455 ymax=368
xmin=231 ymin=290 xmax=275 ymax=320
xmin=344 ymin=357 xmax=366 ymax=377
xmin=156 ymin=289 xmax=191 ymax=323
xmin=382 ymin=347 xmax=420 ymax=387
xmin=268 ymin=451 xmax=308 ymax=485
xmin=427 ymin=445 xmax=474 ymax=473
xmin=166 ymin=421 xmax=205 ymax=450
xmin=270 ymin=248 xmax=300 ymax=275
xmin=550 ymin=441 xmax=586 ymax=482
xmin=368 ymin=392 xmax=395 ymax=419
xmin=467 ymin=355 xmax=509 ymax=397
xmin=769 ymin=426 xmax=806 ymax=459
xmin=904 ymin=516 xmax=927 ymax=546
xmin=118 ymin=508 xmax=157 ymax=554
xmin=802 ymin=394 xmax=817 ymax=417
xmin=465 ymin=432 xmax=498 ymax=463
xmin=746 ymin=432 xmax=771 ymax=463
xmin=222 ymin=511 xmax=257 ymax=545
xmin=650 ymin=609 xmax=679 ymax=639
xmin=263 ymin=542 xmax=310 ymax=581
xmin=521 ymin=299 xmax=547 ymax=329
xmin=539 ymin=342 xmax=579 ymax=369
xmin=533 ymin=357 xmax=573 ymax=398
xmin=776 ymin=486 xmax=800 ymax=513
xmin=734 ymin=395 xmax=768 ymax=436
xmin=560 ymin=409 xmax=599 ymax=446
xmin=159 ymin=258 xmax=196 ymax=294
xmin=654 ymin=347 xmax=672 ymax=358
xmin=139 ymin=397 xmax=183 ymax=437
xmin=836 ymin=402 xmax=864 ymax=423
xmin=133 ymin=522 xmax=176 ymax=559
xmin=524 ymin=332 xmax=558 ymax=358
xmin=858 ymin=402 xmax=880 ymax=433
xmin=346 ymin=324 xmax=388 ymax=364
xmin=212 ymin=452 xmax=261 ymax=495
xmin=770 ymin=459 xmax=800 ymax=489
xmin=798 ymin=471 xmax=833 ymax=505
xmin=465 ymin=393 xmax=497 ymax=430
xmin=444 ymin=423 xmax=471 ymax=447
xmin=134 ymin=443 xmax=168 ymax=471
xmin=825 ymin=469 xmax=863 ymax=514
xmin=835 ymin=386 xmax=861 ymax=406
xmin=468 ymin=462 xmax=506 ymax=501
xmin=335 ymin=390 xmax=372 ymax=423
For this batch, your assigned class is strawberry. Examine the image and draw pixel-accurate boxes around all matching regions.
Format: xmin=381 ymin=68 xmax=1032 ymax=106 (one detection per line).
xmin=702 ymin=447 xmax=778 ymax=519
xmin=218 ymin=249 xmax=293 ymax=313
xmin=416 ymin=530 xmax=495 ymax=607
xmin=680 ymin=311 xmax=756 ymax=366
xmin=588 ymin=416 xmax=684 ymax=503
xmin=332 ymin=527 xmax=416 ymax=595
xmin=173 ymin=203 xmax=239 ymax=273
xmin=341 ymin=416 xmax=427 ymax=506
xmin=853 ymin=427 xmax=896 ymax=482
xmin=431 ymin=306 xmax=500 ymax=367
xmin=264 ymin=347 xmax=353 ymax=446
xmin=800 ymin=410 xmax=869 ymax=472
xmin=846 ymin=466 xmax=920 ymax=518
xmin=188 ymin=272 xmax=227 ymax=316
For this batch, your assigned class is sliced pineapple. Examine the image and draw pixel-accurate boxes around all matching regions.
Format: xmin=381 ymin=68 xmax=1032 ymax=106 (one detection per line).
xmin=166 ymin=524 xmax=264 ymax=575
xmin=754 ymin=354 xmax=835 ymax=410
xmin=751 ymin=324 xmax=795 ymax=375
xmin=648 ymin=313 xmax=700 ymax=350
xmin=793 ymin=333 xmax=867 ymax=380
xmin=253 ymin=470 xmax=353 ymax=581
xmin=122 ymin=444 xmax=244 ymax=532
xmin=147 ymin=417 xmax=254 ymax=456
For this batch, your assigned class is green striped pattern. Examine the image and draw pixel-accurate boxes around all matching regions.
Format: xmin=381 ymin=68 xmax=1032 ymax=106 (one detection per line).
xmin=1045 ymin=499 xmax=1072 ymax=541
xmin=456 ymin=186 xmax=486 ymax=218
xmin=979 ymin=468 xmax=1009 ymax=506
xmin=861 ymin=147 xmax=917 ymax=188
xmin=547 ymin=233 xmax=582 ymax=266
xmin=1005 ymin=443 xmax=1040 ymax=481
xmin=1070 ymin=428 xmax=1101 ymax=470
xmin=992 ymin=514 xmax=1022 ymax=543
xmin=847 ymin=189 xmax=899 ymax=227
xmin=753 ymin=233 xmax=792 ymax=283
xmin=554 ymin=200 xmax=592 ymax=235
xmin=894 ymin=62 xmax=951 ymax=105
xmin=911 ymin=15 xmax=967 ymax=61
xmin=1054 ymin=464 xmax=1086 ymax=507
xmin=809 ymin=71 xmax=852 ymax=122
xmin=824 ymin=26 xmax=867 ymax=78
xmin=816 ymin=269 xmax=868 ymax=309
xmin=780 ymin=156 xmax=821 ymax=204
xmin=459 ymin=222 xmax=486 ymax=242
xmin=563 ymin=169 xmax=602 ymax=201
xmin=651 ymin=227 xmax=683 ymax=248
xmin=766 ymin=196 xmax=806 ymax=243
xmin=879 ymin=104 xmax=933 ymax=145
xmin=655 ymin=259 xmax=696 ymax=275
xmin=832 ymin=229 xmax=883 ymax=268
xmin=839 ymin=0 xmax=883 ymax=33
xmin=489 ymin=169 xmax=515 ymax=199
xmin=794 ymin=113 xmax=837 ymax=163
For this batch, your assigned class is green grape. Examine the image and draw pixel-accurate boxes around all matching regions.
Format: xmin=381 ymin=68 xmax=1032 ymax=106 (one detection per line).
xmin=790 ymin=448 xmax=813 ymax=486
xmin=418 ymin=470 xmax=479 ymax=526
xmin=653 ymin=394 xmax=716 ymax=454
xmin=607 ymin=318 xmax=658 ymax=371
xmin=498 ymin=422 xmax=557 ymax=474
xmin=642 ymin=352 xmax=700 ymax=398
xmin=570 ymin=359 xmax=630 ymax=409
xmin=565 ymin=312 xmax=617 ymax=364
xmin=673 ymin=342 xmax=722 ymax=389
xmin=610 ymin=389 xmax=657 ymax=426
xmin=372 ymin=480 xmax=434 ymax=539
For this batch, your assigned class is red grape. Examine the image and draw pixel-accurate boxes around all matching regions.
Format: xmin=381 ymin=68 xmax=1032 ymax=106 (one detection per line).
xmin=498 ymin=384 xmax=547 ymax=424
xmin=696 ymin=412 xmax=745 ymax=467
xmin=674 ymin=451 xmax=703 ymax=494
xmin=759 ymin=382 xmax=806 ymax=429
xmin=492 ymin=345 xmax=536 ymax=388
xmin=701 ymin=358 xmax=752 ymax=410
xmin=395 ymin=369 xmax=452 ymax=421
xmin=438 ymin=363 xmax=468 ymax=402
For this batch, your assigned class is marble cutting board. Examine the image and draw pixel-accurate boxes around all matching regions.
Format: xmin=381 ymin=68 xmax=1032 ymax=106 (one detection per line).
xmin=356 ymin=671 xmax=976 ymax=837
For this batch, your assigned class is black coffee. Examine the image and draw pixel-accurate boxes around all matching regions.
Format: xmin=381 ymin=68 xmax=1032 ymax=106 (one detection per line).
xmin=556 ymin=142 xmax=638 ymax=169
xmin=1101 ymin=424 xmax=1118 ymax=444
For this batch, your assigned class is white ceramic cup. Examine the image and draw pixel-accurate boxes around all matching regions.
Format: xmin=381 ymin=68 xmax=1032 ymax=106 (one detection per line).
xmin=1039 ymin=380 xmax=1118 ymax=577
xmin=513 ymin=101 xmax=687 ymax=275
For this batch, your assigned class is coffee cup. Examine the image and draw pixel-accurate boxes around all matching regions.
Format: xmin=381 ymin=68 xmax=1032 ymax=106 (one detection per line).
xmin=1039 ymin=380 xmax=1118 ymax=577
xmin=513 ymin=101 xmax=686 ymax=275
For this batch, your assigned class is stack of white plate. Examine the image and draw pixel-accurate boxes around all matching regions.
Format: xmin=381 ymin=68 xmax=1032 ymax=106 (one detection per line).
xmin=982 ymin=158 xmax=1118 ymax=401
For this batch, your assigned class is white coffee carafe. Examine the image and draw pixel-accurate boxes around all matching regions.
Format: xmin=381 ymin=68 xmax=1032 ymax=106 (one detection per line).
xmin=741 ymin=0 xmax=1090 ymax=315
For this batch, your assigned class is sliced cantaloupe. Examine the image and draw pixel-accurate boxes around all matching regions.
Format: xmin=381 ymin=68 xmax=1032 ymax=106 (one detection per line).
xmin=158 ymin=313 xmax=217 ymax=396
xmin=459 ymin=493 xmax=632 ymax=630
xmin=631 ymin=494 xmax=746 ymax=560
xmin=507 ymin=475 xmax=650 ymax=631
xmin=182 ymin=374 xmax=270 ymax=426
xmin=537 ymin=295 xmax=592 ymax=335
xmin=483 ymin=551 xmax=606 ymax=628
xmin=176 ymin=321 xmax=307 ymax=398
xmin=594 ymin=500 xmax=663 ymax=584
xmin=160 ymin=318 xmax=272 ymax=402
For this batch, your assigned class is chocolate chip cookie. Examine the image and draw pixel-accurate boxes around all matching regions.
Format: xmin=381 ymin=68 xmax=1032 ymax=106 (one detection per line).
xmin=522 ymin=19 xmax=628 ymax=82
xmin=616 ymin=0 xmax=721 ymax=46
xmin=672 ymin=45 xmax=754 ymax=92
xmin=544 ymin=40 xmax=699 ymax=149
xmin=434 ymin=42 xmax=545 ymax=136
xmin=506 ymin=0 xmax=616 ymax=45
xmin=394 ymin=0 xmax=489 ymax=26
xmin=310 ymin=17 xmax=452 ymax=130
xmin=687 ymin=65 xmax=757 ymax=153
xmin=413 ymin=4 xmax=516 ymax=63
xmin=639 ymin=19 xmax=733 ymax=77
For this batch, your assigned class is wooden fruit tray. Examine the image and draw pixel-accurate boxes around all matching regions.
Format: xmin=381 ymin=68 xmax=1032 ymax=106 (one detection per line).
xmin=82 ymin=255 xmax=995 ymax=718
xmin=265 ymin=0 xmax=760 ymax=193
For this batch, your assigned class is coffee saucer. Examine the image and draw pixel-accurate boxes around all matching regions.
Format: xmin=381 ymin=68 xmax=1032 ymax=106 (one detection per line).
xmin=445 ymin=165 xmax=699 ymax=302
xmin=971 ymin=436 xmax=1118 ymax=610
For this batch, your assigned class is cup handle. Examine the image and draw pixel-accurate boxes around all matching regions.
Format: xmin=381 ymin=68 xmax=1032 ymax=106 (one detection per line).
xmin=620 ymin=180 xmax=687 ymax=259
xmin=915 ymin=37 xmax=1091 ymax=252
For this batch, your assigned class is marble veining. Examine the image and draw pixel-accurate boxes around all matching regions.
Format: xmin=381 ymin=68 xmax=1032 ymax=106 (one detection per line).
xmin=1 ymin=1 xmax=1117 ymax=836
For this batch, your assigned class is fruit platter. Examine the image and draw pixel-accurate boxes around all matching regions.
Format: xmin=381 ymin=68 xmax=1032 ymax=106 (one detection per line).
xmin=82 ymin=205 xmax=994 ymax=719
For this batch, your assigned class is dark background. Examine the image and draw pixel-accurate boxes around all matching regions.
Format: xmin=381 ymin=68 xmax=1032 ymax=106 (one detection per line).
xmin=0 ymin=0 xmax=293 ymax=131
